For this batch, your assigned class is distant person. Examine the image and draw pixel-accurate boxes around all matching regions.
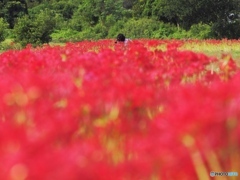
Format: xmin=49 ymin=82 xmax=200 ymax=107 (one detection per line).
xmin=115 ymin=33 xmax=131 ymax=45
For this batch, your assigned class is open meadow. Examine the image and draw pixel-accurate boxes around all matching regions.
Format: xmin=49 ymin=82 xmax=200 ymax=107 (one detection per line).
xmin=0 ymin=39 xmax=239 ymax=180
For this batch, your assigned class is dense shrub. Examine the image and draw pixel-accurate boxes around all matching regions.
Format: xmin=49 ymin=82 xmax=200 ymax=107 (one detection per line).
xmin=187 ymin=23 xmax=213 ymax=39
xmin=212 ymin=19 xmax=240 ymax=39
xmin=107 ymin=19 xmax=125 ymax=38
xmin=118 ymin=18 xmax=161 ymax=38
xmin=68 ymin=14 xmax=83 ymax=31
xmin=51 ymin=29 xmax=81 ymax=43
xmin=52 ymin=24 xmax=108 ymax=43
xmin=14 ymin=10 xmax=56 ymax=47
xmin=0 ymin=18 xmax=8 ymax=42
xmin=152 ymin=22 xmax=178 ymax=39
xmin=170 ymin=29 xmax=189 ymax=39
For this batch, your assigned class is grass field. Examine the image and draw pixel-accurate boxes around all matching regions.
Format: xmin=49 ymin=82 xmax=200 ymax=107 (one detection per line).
xmin=181 ymin=39 xmax=240 ymax=61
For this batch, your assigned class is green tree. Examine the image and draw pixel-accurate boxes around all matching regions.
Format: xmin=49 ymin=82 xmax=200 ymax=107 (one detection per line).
xmin=14 ymin=9 xmax=56 ymax=46
xmin=26 ymin=0 xmax=44 ymax=8
xmin=116 ymin=18 xmax=162 ymax=38
xmin=123 ymin=0 xmax=137 ymax=9
xmin=187 ymin=23 xmax=213 ymax=39
xmin=152 ymin=0 xmax=239 ymax=30
xmin=0 ymin=18 xmax=8 ymax=42
xmin=212 ymin=16 xmax=240 ymax=39
xmin=76 ymin=0 xmax=127 ymax=27
xmin=50 ymin=0 xmax=77 ymax=20
xmin=132 ymin=0 xmax=147 ymax=18
xmin=146 ymin=0 xmax=240 ymax=38
xmin=0 ymin=0 xmax=28 ymax=28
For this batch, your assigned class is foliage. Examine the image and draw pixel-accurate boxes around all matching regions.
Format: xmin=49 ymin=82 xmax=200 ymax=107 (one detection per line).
xmin=132 ymin=0 xmax=148 ymax=18
xmin=49 ymin=0 xmax=77 ymax=20
xmin=52 ymin=23 xmax=108 ymax=43
xmin=151 ymin=0 xmax=238 ymax=29
xmin=0 ymin=0 xmax=28 ymax=28
xmin=152 ymin=22 xmax=178 ymax=38
xmin=115 ymin=18 xmax=162 ymax=38
xmin=212 ymin=17 xmax=240 ymax=39
xmin=2 ymin=0 xmax=240 ymax=44
xmin=90 ymin=23 xmax=108 ymax=39
xmin=0 ymin=18 xmax=8 ymax=42
xmin=73 ymin=0 xmax=127 ymax=30
xmin=14 ymin=9 xmax=56 ymax=47
xmin=187 ymin=23 xmax=213 ymax=39
xmin=107 ymin=19 xmax=125 ymax=38
xmin=51 ymin=29 xmax=81 ymax=43
xmin=0 ymin=40 xmax=239 ymax=179
xmin=170 ymin=29 xmax=189 ymax=39
xmin=0 ymin=38 xmax=21 ymax=51
xmin=27 ymin=3 xmax=49 ymax=16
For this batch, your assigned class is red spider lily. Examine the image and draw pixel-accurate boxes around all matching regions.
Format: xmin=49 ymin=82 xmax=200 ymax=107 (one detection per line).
xmin=0 ymin=39 xmax=239 ymax=179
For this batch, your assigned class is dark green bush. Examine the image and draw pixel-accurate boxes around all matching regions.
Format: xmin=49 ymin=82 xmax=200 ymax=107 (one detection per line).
xmin=51 ymin=29 xmax=81 ymax=43
xmin=212 ymin=19 xmax=240 ymax=39
xmin=152 ymin=22 xmax=178 ymax=39
xmin=0 ymin=18 xmax=8 ymax=42
xmin=187 ymin=23 xmax=213 ymax=39
xmin=170 ymin=29 xmax=189 ymax=39
xmin=120 ymin=18 xmax=160 ymax=38
xmin=107 ymin=19 xmax=125 ymax=38
xmin=14 ymin=9 xmax=56 ymax=47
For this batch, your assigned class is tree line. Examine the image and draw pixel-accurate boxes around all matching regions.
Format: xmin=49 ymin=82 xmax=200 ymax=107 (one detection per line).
xmin=0 ymin=0 xmax=240 ymax=47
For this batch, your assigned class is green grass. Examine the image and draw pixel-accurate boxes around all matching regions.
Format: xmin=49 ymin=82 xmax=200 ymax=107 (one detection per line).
xmin=181 ymin=40 xmax=240 ymax=61
xmin=0 ymin=38 xmax=22 ymax=53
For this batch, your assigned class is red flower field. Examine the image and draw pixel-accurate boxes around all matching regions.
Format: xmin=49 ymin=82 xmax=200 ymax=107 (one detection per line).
xmin=0 ymin=39 xmax=239 ymax=180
